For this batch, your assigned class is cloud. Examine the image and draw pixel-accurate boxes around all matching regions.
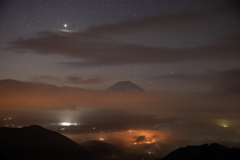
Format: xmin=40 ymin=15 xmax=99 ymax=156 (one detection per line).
xmin=30 ymin=75 xmax=103 ymax=85
xmin=85 ymin=13 xmax=209 ymax=36
xmin=2 ymin=68 xmax=239 ymax=131
xmin=85 ymin=4 xmax=237 ymax=36
xmin=0 ymin=79 xmax=240 ymax=114
xmin=5 ymin=31 xmax=240 ymax=67
xmin=157 ymin=68 xmax=240 ymax=94
xmin=78 ymin=109 xmax=160 ymax=130
xmin=66 ymin=76 xmax=102 ymax=85
xmin=4 ymin=2 xmax=240 ymax=67
xmin=0 ymin=77 xmax=240 ymax=143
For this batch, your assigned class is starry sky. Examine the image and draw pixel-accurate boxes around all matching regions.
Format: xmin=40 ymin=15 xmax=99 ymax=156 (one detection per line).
xmin=0 ymin=0 xmax=240 ymax=158
xmin=0 ymin=0 xmax=239 ymax=91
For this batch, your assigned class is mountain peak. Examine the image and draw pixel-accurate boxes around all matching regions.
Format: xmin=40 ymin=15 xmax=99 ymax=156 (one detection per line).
xmin=106 ymin=81 xmax=144 ymax=92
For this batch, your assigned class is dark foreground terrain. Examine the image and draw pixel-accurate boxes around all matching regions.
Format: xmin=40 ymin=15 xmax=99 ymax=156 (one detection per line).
xmin=0 ymin=125 xmax=239 ymax=160
xmin=161 ymin=143 xmax=240 ymax=160
xmin=0 ymin=125 xmax=90 ymax=160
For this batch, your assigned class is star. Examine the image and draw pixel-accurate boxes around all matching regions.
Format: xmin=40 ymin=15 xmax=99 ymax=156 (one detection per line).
xmin=64 ymin=24 xmax=67 ymax=27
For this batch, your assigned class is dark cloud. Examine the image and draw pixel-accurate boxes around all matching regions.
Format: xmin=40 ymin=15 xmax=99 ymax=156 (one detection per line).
xmin=5 ymin=31 xmax=240 ymax=67
xmin=85 ymin=5 xmax=237 ymax=36
xmin=86 ymin=13 xmax=209 ymax=36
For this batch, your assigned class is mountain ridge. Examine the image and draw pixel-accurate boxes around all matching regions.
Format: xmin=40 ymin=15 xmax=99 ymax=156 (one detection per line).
xmin=160 ymin=143 xmax=240 ymax=160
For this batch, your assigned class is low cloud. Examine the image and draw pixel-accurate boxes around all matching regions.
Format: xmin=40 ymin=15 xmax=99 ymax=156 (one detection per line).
xmin=65 ymin=130 xmax=170 ymax=154
xmin=1 ymin=79 xmax=240 ymax=157
xmin=0 ymin=79 xmax=239 ymax=114
xmin=157 ymin=68 xmax=240 ymax=94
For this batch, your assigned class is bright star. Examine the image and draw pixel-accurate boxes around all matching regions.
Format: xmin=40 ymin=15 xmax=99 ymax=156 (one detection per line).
xmin=64 ymin=24 xmax=67 ymax=27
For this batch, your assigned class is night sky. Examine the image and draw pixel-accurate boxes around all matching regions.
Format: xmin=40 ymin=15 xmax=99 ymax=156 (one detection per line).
xmin=0 ymin=0 xmax=240 ymax=158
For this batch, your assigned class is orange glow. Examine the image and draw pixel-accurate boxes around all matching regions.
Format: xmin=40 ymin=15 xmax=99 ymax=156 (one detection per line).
xmin=0 ymin=83 xmax=176 ymax=113
xmin=65 ymin=129 xmax=170 ymax=149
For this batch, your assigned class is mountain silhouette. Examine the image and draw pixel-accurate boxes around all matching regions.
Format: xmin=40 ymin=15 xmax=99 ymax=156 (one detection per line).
xmin=0 ymin=125 xmax=91 ymax=160
xmin=107 ymin=81 xmax=144 ymax=92
xmin=160 ymin=143 xmax=240 ymax=160
xmin=82 ymin=140 xmax=126 ymax=160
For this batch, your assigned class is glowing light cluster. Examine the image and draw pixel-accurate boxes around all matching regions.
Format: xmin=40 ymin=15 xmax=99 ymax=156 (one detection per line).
xmin=222 ymin=124 xmax=228 ymax=128
xmin=216 ymin=119 xmax=231 ymax=128
xmin=130 ymin=141 xmax=153 ymax=145
xmin=59 ymin=122 xmax=78 ymax=126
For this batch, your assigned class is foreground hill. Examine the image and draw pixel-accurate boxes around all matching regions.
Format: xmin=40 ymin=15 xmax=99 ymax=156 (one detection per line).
xmin=82 ymin=140 xmax=126 ymax=160
xmin=0 ymin=125 xmax=91 ymax=160
xmin=161 ymin=143 xmax=240 ymax=160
